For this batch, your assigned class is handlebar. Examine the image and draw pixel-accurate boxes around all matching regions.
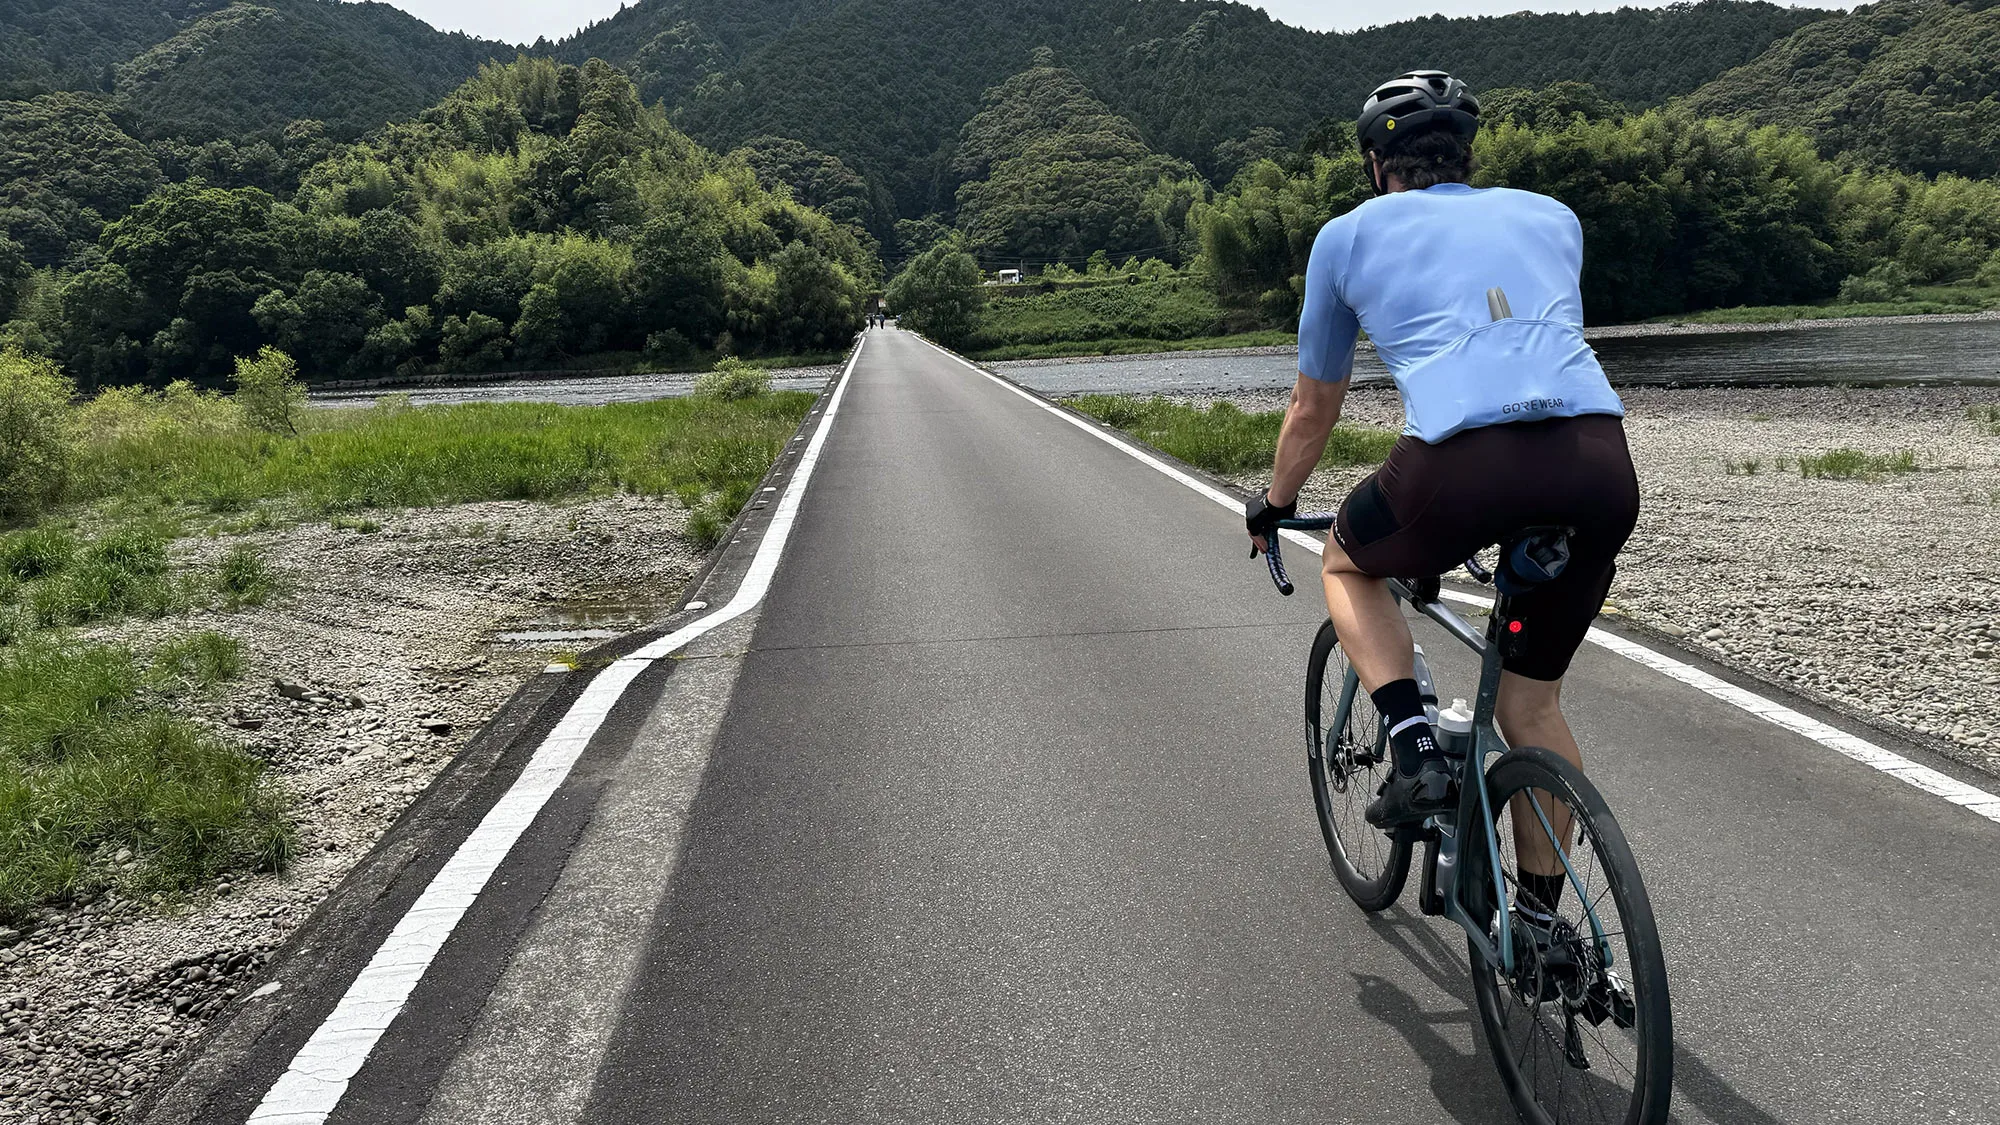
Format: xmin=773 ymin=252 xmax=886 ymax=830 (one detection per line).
xmin=1257 ymin=513 xmax=1493 ymax=597
xmin=1260 ymin=514 xmax=1337 ymax=596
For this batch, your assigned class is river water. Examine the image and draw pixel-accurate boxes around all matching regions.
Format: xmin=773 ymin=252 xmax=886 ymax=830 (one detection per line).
xmin=306 ymin=317 xmax=2000 ymax=408
xmin=1003 ymin=317 xmax=2000 ymax=397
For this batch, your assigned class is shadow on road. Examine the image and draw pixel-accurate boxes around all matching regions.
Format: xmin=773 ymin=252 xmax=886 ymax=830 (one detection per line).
xmin=1352 ymin=908 xmax=1516 ymax=1125
xmin=1356 ymin=907 xmax=1786 ymax=1125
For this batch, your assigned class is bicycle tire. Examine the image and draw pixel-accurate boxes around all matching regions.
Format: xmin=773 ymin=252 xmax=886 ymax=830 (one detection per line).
xmin=1304 ymin=619 xmax=1413 ymax=912
xmin=1462 ymin=746 xmax=1673 ymax=1125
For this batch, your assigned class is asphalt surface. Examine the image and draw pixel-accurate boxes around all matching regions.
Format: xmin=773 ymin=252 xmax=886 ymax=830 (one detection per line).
xmin=210 ymin=329 xmax=2000 ymax=1124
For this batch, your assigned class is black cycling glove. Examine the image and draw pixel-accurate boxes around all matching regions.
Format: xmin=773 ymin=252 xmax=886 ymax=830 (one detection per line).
xmin=1245 ymin=489 xmax=1295 ymax=556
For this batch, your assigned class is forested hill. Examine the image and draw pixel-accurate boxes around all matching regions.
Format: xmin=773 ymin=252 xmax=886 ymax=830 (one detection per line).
xmin=556 ymin=0 xmax=1831 ymax=211
xmin=1684 ymin=0 xmax=2000 ymax=179
xmin=0 ymin=0 xmax=226 ymax=99
xmin=0 ymin=0 xmax=515 ymax=139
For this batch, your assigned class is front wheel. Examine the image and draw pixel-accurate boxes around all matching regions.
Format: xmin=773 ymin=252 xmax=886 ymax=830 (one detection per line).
xmin=1462 ymin=746 xmax=1673 ymax=1125
xmin=1304 ymin=619 xmax=1412 ymax=912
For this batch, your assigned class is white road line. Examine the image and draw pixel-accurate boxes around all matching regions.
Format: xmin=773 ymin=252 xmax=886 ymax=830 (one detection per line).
xmin=918 ymin=336 xmax=2000 ymax=827
xmin=247 ymin=338 xmax=866 ymax=1125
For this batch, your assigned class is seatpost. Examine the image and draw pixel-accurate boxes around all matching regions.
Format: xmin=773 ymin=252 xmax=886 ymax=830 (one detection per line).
xmin=1473 ymin=593 xmax=1514 ymax=733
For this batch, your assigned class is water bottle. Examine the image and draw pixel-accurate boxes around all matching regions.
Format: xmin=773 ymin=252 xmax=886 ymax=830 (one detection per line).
xmin=1432 ymin=699 xmax=1475 ymax=896
xmin=1437 ymin=697 xmax=1474 ymax=760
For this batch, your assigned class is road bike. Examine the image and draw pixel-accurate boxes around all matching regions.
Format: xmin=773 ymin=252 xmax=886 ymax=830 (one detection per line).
xmin=1263 ymin=519 xmax=1673 ymax=1125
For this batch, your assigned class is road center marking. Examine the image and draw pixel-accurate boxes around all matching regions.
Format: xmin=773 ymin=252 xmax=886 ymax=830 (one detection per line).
xmin=916 ymin=335 xmax=2000 ymax=827
xmin=247 ymin=337 xmax=867 ymax=1124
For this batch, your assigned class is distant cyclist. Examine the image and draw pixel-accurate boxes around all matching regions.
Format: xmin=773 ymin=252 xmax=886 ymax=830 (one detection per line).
xmin=1245 ymin=72 xmax=1639 ymax=905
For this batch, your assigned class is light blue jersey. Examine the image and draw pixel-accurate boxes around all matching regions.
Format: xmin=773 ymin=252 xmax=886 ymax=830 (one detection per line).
xmin=1296 ymin=182 xmax=1624 ymax=443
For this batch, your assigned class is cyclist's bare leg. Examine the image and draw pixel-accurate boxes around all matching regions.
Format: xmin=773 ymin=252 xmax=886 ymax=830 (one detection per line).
xmin=1320 ymin=538 xmax=1415 ymax=690
xmin=1495 ymin=672 xmax=1580 ymax=878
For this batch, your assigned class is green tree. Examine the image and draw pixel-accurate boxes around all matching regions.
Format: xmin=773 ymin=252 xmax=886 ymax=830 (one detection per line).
xmin=0 ymin=93 xmax=164 ymax=266
xmin=230 ymin=346 xmax=304 ymax=435
xmin=1685 ymin=0 xmax=2000 ymax=179
xmin=358 ymin=306 xmax=438 ymax=376
xmin=1191 ymin=154 xmax=1366 ymax=321
xmin=767 ymin=240 xmax=864 ymax=351
xmin=0 ymin=347 xmax=74 ymax=524
xmin=885 ymin=240 xmax=983 ymax=347
xmin=634 ymin=213 xmax=727 ymax=344
xmin=251 ymin=270 xmax=385 ymax=377
xmin=512 ymin=236 xmax=635 ymax=360
xmin=439 ymin=311 xmax=508 ymax=371
xmin=732 ymin=136 xmax=881 ymax=236
xmin=952 ymin=65 xmax=1195 ymax=264
xmin=0 ymin=237 xmax=26 ymax=323
xmin=1477 ymin=81 xmax=1623 ymax=130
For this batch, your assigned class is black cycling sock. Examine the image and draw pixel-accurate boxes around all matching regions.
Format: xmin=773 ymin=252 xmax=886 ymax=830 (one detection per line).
xmin=1518 ymin=871 xmax=1565 ymax=918
xmin=1371 ymin=678 xmax=1425 ymax=729
xmin=1371 ymin=679 xmax=1442 ymax=776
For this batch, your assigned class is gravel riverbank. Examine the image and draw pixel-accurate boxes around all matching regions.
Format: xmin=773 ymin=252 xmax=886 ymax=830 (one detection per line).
xmin=0 ymin=496 xmax=703 ymax=1124
xmin=1140 ymin=383 xmax=2000 ymax=774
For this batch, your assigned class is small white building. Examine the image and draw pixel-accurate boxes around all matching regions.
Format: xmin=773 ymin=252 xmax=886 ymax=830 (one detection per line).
xmin=996 ymin=268 xmax=1023 ymax=285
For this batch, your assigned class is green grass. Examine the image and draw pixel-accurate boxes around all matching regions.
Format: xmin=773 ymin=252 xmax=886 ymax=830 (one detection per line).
xmin=968 ymin=279 xmax=1237 ymax=356
xmin=63 ymin=394 xmax=816 ymax=518
xmin=2 ymin=523 xmax=189 ymax=628
xmin=968 ymin=329 xmax=1299 ymax=363
xmin=216 ymin=543 xmax=276 ymax=607
xmin=1970 ymin=404 xmax=2000 ymax=435
xmin=1070 ymin=395 xmax=1396 ymax=476
xmin=0 ymin=378 xmax=819 ymax=916
xmin=0 ymin=522 xmax=285 ymax=628
xmin=1795 ymin=448 xmax=1920 ymax=479
xmin=0 ymin=634 xmax=288 ymax=920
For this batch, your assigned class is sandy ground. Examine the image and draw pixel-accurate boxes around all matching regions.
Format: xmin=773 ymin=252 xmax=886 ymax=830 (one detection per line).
xmin=0 ymin=496 xmax=704 ymax=1124
xmin=1169 ymin=383 xmax=2000 ymax=772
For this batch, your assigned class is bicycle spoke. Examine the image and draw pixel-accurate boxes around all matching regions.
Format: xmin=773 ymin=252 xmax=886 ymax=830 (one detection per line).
xmin=1476 ymin=752 xmax=1662 ymax=1125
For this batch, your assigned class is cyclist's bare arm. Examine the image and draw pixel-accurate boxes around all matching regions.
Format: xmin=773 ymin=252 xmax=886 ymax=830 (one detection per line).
xmin=1261 ymin=373 xmax=1350 ymax=518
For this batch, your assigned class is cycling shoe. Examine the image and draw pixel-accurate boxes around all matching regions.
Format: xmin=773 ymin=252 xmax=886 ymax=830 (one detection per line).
xmin=1364 ymin=761 xmax=1455 ymax=828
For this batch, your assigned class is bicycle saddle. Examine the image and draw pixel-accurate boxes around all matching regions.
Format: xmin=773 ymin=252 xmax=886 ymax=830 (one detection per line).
xmin=1494 ymin=527 xmax=1572 ymax=596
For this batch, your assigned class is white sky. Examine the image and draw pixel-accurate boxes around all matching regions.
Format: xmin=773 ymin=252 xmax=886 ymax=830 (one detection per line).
xmin=388 ymin=0 xmax=1849 ymax=47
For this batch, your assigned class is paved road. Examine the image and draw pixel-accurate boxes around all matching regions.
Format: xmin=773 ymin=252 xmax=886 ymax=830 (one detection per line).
xmin=187 ymin=329 xmax=2000 ymax=1124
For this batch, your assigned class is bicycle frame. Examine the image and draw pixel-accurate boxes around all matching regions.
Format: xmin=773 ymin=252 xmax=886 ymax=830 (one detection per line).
xmin=1387 ymin=577 xmax=1519 ymax=972
xmin=1384 ymin=578 xmax=1614 ymax=976
xmin=1264 ymin=522 xmax=1611 ymax=975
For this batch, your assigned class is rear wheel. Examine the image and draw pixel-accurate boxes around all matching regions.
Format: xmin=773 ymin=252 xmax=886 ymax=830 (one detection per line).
xmin=1304 ymin=619 xmax=1412 ymax=912
xmin=1463 ymin=747 xmax=1673 ymax=1124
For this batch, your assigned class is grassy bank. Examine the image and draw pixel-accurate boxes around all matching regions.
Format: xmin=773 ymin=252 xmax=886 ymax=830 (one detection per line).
xmin=70 ymin=392 xmax=816 ymax=547
xmin=969 ymin=330 xmax=1298 ymax=363
xmin=309 ymin=347 xmax=850 ymax=390
xmin=0 ymin=347 xmax=816 ymax=919
xmin=1649 ymin=283 xmax=2000 ymax=325
xmin=966 ymin=278 xmax=1240 ymax=358
xmin=1070 ymin=394 xmax=1396 ymax=476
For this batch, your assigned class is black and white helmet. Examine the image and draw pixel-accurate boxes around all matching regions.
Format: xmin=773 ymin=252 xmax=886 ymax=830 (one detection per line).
xmin=1356 ymin=70 xmax=1481 ymax=156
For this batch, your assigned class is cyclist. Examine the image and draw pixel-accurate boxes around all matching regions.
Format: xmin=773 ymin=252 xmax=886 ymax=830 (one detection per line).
xmin=1244 ymin=71 xmax=1639 ymax=910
